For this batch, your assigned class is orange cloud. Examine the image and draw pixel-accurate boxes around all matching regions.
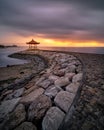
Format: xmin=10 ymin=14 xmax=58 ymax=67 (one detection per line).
xmin=0 ymin=34 xmax=104 ymax=47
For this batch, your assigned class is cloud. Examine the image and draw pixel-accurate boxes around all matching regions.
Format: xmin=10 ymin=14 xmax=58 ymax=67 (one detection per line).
xmin=0 ymin=0 xmax=104 ymax=43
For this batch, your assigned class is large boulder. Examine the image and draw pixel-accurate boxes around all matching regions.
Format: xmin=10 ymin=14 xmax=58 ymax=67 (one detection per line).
xmin=54 ymin=91 xmax=74 ymax=112
xmin=1 ymin=104 xmax=26 ymax=130
xmin=44 ymin=85 xmax=60 ymax=98
xmin=0 ymin=98 xmax=21 ymax=122
xmin=72 ymin=73 xmax=83 ymax=83
xmin=20 ymin=88 xmax=44 ymax=105
xmin=42 ymin=107 xmax=65 ymax=130
xmin=28 ymin=95 xmax=52 ymax=121
xmin=14 ymin=122 xmax=37 ymax=130
xmin=66 ymin=82 xmax=80 ymax=93
xmin=55 ymin=77 xmax=70 ymax=87
xmin=37 ymin=79 xmax=53 ymax=89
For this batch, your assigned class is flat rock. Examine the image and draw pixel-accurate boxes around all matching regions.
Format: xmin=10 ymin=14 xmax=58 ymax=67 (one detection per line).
xmin=37 ymin=79 xmax=53 ymax=89
xmin=54 ymin=91 xmax=74 ymax=112
xmin=44 ymin=85 xmax=60 ymax=98
xmin=28 ymin=95 xmax=52 ymax=121
xmin=14 ymin=122 xmax=37 ymax=130
xmin=0 ymin=98 xmax=21 ymax=122
xmin=20 ymin=88 xmax=44 ymax=105
xmin=2 ymin=104 xmax=26 ymax=130
xmin=42 ymin=107 xmax=65 ymax=130
xmin=72 ymin=73 xmax=83 ymax=83
xmin=66 ymin=82 xmax=80 ymax=93
xmin=55 ymin=77 xmax=70 ymax=87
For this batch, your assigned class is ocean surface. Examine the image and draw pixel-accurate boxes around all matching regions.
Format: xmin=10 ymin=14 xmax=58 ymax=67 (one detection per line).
xmin=39 ymin=47 xmax=104 ymax=54
xmin=0 ymin=46 xmax=104 ymax=67
xmin=0 ymin=46 xmax=28 ymax=67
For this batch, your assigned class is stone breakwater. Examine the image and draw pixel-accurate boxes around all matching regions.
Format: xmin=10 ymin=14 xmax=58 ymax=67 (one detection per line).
xmin=0 ymin=50 xmax=83 ymax=130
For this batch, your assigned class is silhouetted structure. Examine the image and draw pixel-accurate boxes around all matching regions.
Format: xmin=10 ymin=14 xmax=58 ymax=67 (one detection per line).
xmin=26 ymin=39 xmax=40 ymax=49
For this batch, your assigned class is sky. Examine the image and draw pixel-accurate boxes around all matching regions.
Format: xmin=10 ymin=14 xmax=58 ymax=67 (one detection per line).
xmin=0 ymin=0 xmax=104 ymax=47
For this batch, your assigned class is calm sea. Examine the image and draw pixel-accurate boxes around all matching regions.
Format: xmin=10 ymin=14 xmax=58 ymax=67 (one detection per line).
xmin=39 ymin=47 xmax=104 ymax=54
xmin=0 ymin=46 xmax=104 ymax=67
xmin=0 ymin=46 xmax=28 ymax=67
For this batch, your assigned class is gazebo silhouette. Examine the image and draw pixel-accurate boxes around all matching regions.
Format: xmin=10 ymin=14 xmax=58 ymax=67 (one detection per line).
xmin=26 ymin=39 xmax=40 ymax=49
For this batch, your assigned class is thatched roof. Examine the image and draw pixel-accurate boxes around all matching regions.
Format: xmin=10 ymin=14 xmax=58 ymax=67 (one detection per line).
xmin=26 ymin=39 xmax=40 ymax=45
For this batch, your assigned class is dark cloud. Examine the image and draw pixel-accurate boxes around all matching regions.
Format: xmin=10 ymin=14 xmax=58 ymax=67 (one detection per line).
xmin=0 ymin=0 xmax=104 ymax=43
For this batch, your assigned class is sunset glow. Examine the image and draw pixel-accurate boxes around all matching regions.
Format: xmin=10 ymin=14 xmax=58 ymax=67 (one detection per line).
xmin=1 ymin=35 xmax=104 ymax=47
xmin=0 ymin=0 xmax=104 ymax=47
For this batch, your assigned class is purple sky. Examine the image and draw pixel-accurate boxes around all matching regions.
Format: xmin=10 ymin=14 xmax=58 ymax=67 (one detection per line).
xmin=0 ymin=0 xmax=104 ymax=46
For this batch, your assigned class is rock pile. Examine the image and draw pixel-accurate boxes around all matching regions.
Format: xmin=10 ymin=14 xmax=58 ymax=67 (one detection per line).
xmin=0 ymin=51 xmax=83 ymax=130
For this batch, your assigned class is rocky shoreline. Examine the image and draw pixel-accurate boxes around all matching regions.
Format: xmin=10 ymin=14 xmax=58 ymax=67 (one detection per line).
xmin=0 ymin=50 xmax=104 ymax=130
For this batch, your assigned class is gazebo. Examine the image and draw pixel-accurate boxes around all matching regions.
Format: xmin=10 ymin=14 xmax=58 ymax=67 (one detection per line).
xmin=26 ymin=39 xmax=40 ymax=49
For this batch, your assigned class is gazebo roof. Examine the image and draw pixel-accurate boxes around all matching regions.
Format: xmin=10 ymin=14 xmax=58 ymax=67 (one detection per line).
xmin=26 ymin=39 xmax=40 ymax=45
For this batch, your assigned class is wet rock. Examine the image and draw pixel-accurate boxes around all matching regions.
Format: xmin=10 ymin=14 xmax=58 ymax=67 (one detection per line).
xmin=37 ymin=79 xmax=53 ymax=89
xmin=72 ymin=73 xmax=83 ymax=83
xmin=66 ymin=82 xmax=80 ymax=93
xmin=42 ymin=107 xmax=65 ymax=130
xmin=28 ymin=95 xmax=52 ymax=121
xmin=2 ymin=104 xmax=26 ymax=130
xmin=14 ymin=122 xmax=37 ymax=130
xmin=20 ymin=88 xmax=44 ymax=105
xmin=0 ymin=98 xmax=21 ymax=122
xmin=55 ymin=77 xmax=70 ymax=87
xmin=44 ymin=85 xmax=60 ymax=98
xmin=54 ymin=91 xmax=74 ymax=112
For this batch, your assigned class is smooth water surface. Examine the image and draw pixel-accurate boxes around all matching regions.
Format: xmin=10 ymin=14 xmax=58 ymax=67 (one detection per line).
xmin=39 ymin=47 xmax=104 ymax=54
xmin=0 ymin=46 xmax=28 ymax=67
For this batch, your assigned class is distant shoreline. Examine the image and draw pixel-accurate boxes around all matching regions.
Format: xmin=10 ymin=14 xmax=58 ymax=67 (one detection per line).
xmin=0 ymin=44 xmax=17 ymax=48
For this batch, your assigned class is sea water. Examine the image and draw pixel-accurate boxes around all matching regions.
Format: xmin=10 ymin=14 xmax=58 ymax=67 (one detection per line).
xmin=0 ymin=46 xmax=28 ymax=67
xmin=0 ymin=46 xmax=104 ymax=67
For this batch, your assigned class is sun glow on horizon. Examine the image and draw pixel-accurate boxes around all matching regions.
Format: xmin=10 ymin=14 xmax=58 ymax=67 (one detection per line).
xmin=0 ymin=35 xmax=104 ymax=47
xmin=32 ymin=38 xmax=104 ymax=47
